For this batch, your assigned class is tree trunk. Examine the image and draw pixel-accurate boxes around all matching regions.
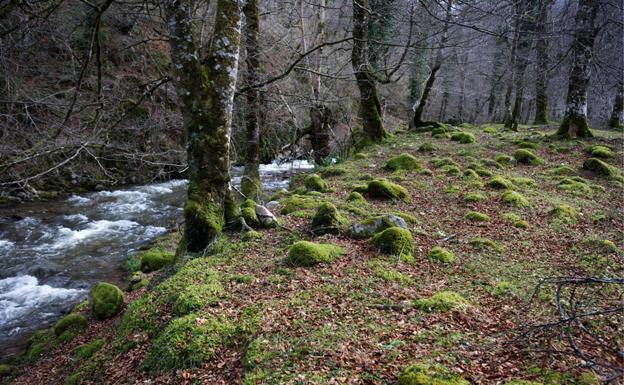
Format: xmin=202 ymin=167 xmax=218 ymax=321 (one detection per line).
xmin=502 ymin=17 xmax=520 ymax=126
xmin=608 ymin=83 xmax=623 ymax=129
xmin=166 ymin=0 xmax=243 ymax=252
xmin=533 ymin=0 xmax=551 ymax=124
xmin=352 ymin=0 xmax=386 ymax=144
xmin=487 ymin=35 xmax=506 ymax=120
xmin=412 ymin=0 xmax=452 ymax=127
xmin=556 ymin=0 xmax=600 ymax=138
xmin=241 ymin=0 xmax=262 ymax=200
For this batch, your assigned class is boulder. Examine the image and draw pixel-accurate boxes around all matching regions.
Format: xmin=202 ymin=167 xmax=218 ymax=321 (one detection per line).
xmin=349 ymin=214 xmax=408 ymax=238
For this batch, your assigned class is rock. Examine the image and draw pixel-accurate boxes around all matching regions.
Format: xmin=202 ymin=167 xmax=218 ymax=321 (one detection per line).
xmin=90 ymin=282 xmax=124 ymax=320
xmin=265 ymin=200 xmax=279 ymax=209
xmin=255 ymin=204 xmax=277 ymax=227
xmin=311 ymin=202 xmax=346 ymax=234
xmin=349 ymin=215 xmax=408 ymax=238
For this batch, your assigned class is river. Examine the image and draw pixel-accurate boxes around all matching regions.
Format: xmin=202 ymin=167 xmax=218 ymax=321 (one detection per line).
xmin=0 ymin=160 xmax=313 ymax=358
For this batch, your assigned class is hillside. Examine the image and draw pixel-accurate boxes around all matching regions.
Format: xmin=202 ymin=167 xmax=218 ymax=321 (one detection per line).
xmin=3 ymin=123 xmax=622 ymax=385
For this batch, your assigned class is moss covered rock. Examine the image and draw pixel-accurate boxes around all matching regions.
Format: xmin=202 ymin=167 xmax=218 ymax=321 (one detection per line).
xmin=288 ymin=241 xmax=344 ymax=266
xmin=513 ymin=149 xmax=544 ymax=165
xmin=349 ymin=215 xmax=409 ymax=238
xmin=304 ymin=174 xmax=328 ymax=192
xmin=431 ymin=126 xmax=447 ymax=136
xmin=311 ymin=202 xmax=347 ymax=234
xmin=53 ymin=313 xmax=87 ymax=336
xmin=413 ymin=291 xmax=469 ymax=312
xmin=441 ymin=165 xmax=461 ymax=176
xmin=427 ymin=246 xmax=455 ymax=263
xmin=418 ymin=142 xmax=438 ymax=152
xmin=242 ymin=230 xmax=263 ymax=241
xmin=365 ymin=178 xmax=409 ymax=201
xmin=464 ymin=192 xmax=486 ymax=202
xmin=90 ymin=282 xmax=124 ymax=320
xmin=495 ymin=153 xmax=513 ymax=166
xmin=583 ymin=157 xmax=618 ymax=178
xmin=372 ymin=227 xmax=414 ymax=259
xmin=546 ymin=165 xmax=576 ymax=176
xmin=241 ymin=199 xmax=258 ymax=226
xmin=398 ymin=362 xmax=470 ymax=385
xmin=450 ymin=132 xmax=476 ymax=144
xmin=346 ymin=191 xmax=366 ymax=202
xmin=280 ymin=194 xmax=318 ymax=214
xmin=550 ymin=204 xmax=578 ymax=223
xmin=384 ymin=153 xmax=422 ymax=171
xmin=587 ymin=145 xmax=614 ymax=159
xmin=140 ymin=249 xmax=175 ymax=273
xmin=465 ymin=211 xmax=490 ymax=222
xmin=501 ymin=191 xmax=530 ymax=208
xmin=489 ymin=175 xmax=514 ymax=189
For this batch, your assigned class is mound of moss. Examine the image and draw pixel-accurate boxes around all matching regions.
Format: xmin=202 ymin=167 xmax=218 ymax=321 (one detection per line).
xmin=53 ymin=313 xmax=87 ymax=337
xmin=557 ymin=178 xmax=593 ymax=196
xmin=140 ymin=249 xmax=175 ymax=273
xmin=242 ymin=230 xmax=263 ymax=241
xmin=583 ymin=157 xmax=618 ymax=178
xmin=413 ymin=291 xmax=469 ymax=312
xmin=465 ymin=211 xmax=490 ymax=222
xmin=488 ymin=175 xmax=514 ymax=189
xmin=493 ymin=281 xmax=515 ymax=297
xmin=365 ymin=178 xmax=410 ymax=201
xmin=241 ymin=199 xmax=258 ymax=226
xmin=304 ymin=174 xmax=328 ymax=192
xmin=441 ymin=165 xmax=461 ymax=176
xmin=0 ymin=364 xmax=14 ymax=377
xmin=311 ymin=202 xmax=347 ymax=234
xmin=550 ymin=204 xmax=578 ymax=224
xmin=143 ymin=313 xmax=237 ymax=372
xmin=90 ymin=282 xmax=124 ymax=320
xmin=346 ymin=191 xmax=366 ymax=202
xmin=398 ymin=362 xmax=470 ymax=385
xmin=116 ymin=294 xmax=160 ymax=344
xmin=463 ymin=169 xmax=481 ymax=180
xmin=513 ymin=149 xmax=544 ymax=165
xmin=280 ymin=194 xmax=318 ymax=214
xmin=481 ymin=158 xmax=503 ymax=169
xmin=349 ymin=215 xmax=409 ymax=238
xmin=432 ymin=157 xmax=460 ymax=168
xmin=372 ymin=227 xmax=414 ymax=259
xmin=510 ymin=177 xmax=536 ymax=187
xmin=450 ymin=132 xmax=476 ymax=144
xmin=501 ymin=191 xmax=530 ymax=208
xmin=546 ymin=165 xmax=576 ymax=176
xmin=384 ymin=153 xmax=422 ymax=171
xmin=74 ymin=338 xmax=106 ymax=361
xmin=495 ymin=154 xmax=513 ymax=166
xmin=418 ymin=142 xmax=438 ymax=152
xmin=427 ymin=246 xmax=456 ymax=263
xmin=318 ymin=165 xmax=348 ymax=177
xmin=469 ymin=238 xmax=503 ymax=252
xmin=431 ymin=126 xmax=447 ymax=136
xmin=483 ymin=126 xmax=498 ymax=134
xmin=172 ymin=281 xmax=224 ymax=315
xmin=502 ymin=213 xmax=529 ymax=229
xmin=587 ymin=145 xmax=614 ymax=159
xmin=288 ymin=241 xmax=344 ymax=266
xmin=464 ymin=192 xmax=486 ymax=202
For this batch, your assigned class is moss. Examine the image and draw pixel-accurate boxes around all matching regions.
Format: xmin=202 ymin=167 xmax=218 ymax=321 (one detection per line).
xmin=242 ymin=230 xmax=263 ymax=241
xmin=366 ymin=178 xmax=410 ymax=201
xmin=427 ymin=246 xmax=455 ymax=263
xmin=64 ymin=373 xmax=81 ymax=385
xmin=441 ymin=165 xmax=461 ymax=176
xmin=304 ymin=174 xmax=328 ymax=192
xmin=384 ymin=153 xmax=422 ymax=171
xmin=173 ymin=281 xmax=224 ymax=315
xmin=125 ymin=253 xmax=142 ymax=272
xmin=26 ymin=330 xmax=54 ymax=361
xmin=431 ymin=126 xmax=447 ymax=136
xmin=576 ymin=371 xmax=600 ymax=385
xmin=549 ymin=204 xmax=578 ymax=224
xmin=501 ymin=191 xmax=530 ymax=208
xmin=53 ymin=313 xmax=87 ymax=336
xmin=444 ymin=185 xmax=461 ymax=194
xmin=350 ymin=215 xmax=410 ymax=238
xmin=587 ymin=145 xmax=614 ymax=159
xmin=318 ymin=165 xmax=348 ymax=177
xmin=494 ymin=154 xmax=513 ymax=166
xmin=370 ymin=262 xmax=414 ymax=285
xmin=504 ymin=381 xmax=543 ymax=385
xmin=346 ymin=191 xmax=366 ymax=202
xmin=483 ymin=126 xmax=498 ymax=134
xmin=583 ymin=157 xmax=618 ymax=178
xmin=418 ymin=142 xmax=438 ymax=152
xmin=393 ymin=211 xmax=419 ymax=225
xmin=481 ymin=158 xmax=503 ymax=169
xmin=241 ymin=199 xmax=258 ymax=226
xmin=557 ymin=178 xmax=592 ymax=196
xmin=74 ymin=338 xmax=106 ymax=361
xmin=489 ymin=176 xmax=514 ymax=189
xmin=353 ymin=152 xmax=368 ymax=159
xmin=493 ymin=281 xmax=515 ymax=297
xmin=117 ymin=294 xmax=159 ymax=343
xmin=0 ymin=364 xmax=14 ymax=377
xmin=287 ymin=241 xmax=344 ymax=266
xmin=469 ymin=238 xmax=503 ymax=252
xmin=311 ymin=202 xmax=347 ymax=234
xmin=464 ymin=192 xmax=486 ymax=202
xmin=513 ymin=149 xmax=544 ymax=165
xmin=546 ymin=165 xmax=576 ymax=176
xmin=142 ymin=313 xmax=237 ymax=372
xmin=90 ymin=282 xmax=124 ymax=320
xmin=413 ymin=291 xmax=469 ymax=312
xmin=517 ymin=141 xmax=540 ymax=150
xmin=510 ymin=177 xmax=536 ymax=187
xmin=398 ymin=362 xmax=470 ymax=385
xmin=450 ymin=131 xmax=476 ymax=144
xmin=465 ymin=211 xmax=490 ymax=222
xmin=372 ymin=227 xmax=414 ymax=259
xmin=183 ymin=198 xmax=223 ymax=253
xmin=463 ymin=169 xmax=481 ymax=180
xmin=139 ymin=249 xmax=175 ymax=273
xmin=280 ymin=194 xmax=317 ymax=214
xmin=432 ymin=157 xmax=460 ymax=168
xmin=502 ymin=213 xmax=529 ymax=229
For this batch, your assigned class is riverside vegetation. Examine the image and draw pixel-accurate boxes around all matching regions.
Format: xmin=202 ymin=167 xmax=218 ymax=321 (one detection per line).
xmin=3 ymin=123 xmax=622 ymax=384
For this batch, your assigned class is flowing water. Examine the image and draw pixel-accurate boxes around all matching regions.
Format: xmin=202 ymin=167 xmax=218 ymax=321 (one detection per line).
xmin=0 ymin=160 xmax=313 ymax=358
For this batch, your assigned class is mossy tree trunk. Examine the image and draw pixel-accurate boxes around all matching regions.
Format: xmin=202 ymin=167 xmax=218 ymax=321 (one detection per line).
xmin=502 ymin=17 xmax=520 ymax=127
xmin=506 ymin=0 xmax=539 ymax=131
xmin=352 ymin=0 xmax=387 ymax=143
xmin=241 ymin=0 xmax=262 ymax=200
xmin=608 ymin=83 xmax=623 ymax=129
xmin=533 ymin=0 xmax=552 ymax=124
xmin=556 ymin=0 xmax=600 ymax=138
xmin=412 ymin=0 xmax=452 ymax=127
xmin=166 ymin=0 xmax=243 ymax=252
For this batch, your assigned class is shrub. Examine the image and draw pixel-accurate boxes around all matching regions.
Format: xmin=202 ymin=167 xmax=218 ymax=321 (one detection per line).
xmin=501 ymin=191 xmax=530 ymax=208
xmin=311 ymin=202 xmax=347 ymax=234
xmin=465 ymin=211 xmax=490 ymax=222
xmin=140 ymin=249 xmax=175 ymax=273
xmin=90 ymin=282 xmax=124 ymax=320
xmin=488 ymin=176 xmax=514 ymax=189
xmin=427 ymin=246 xmax=456 ymax=263
xmin=288 ymin=241 xmax=344 ymax=266
xmin=413 ymin=291 xmax=469 ymax=312
xmin=53 ymin=313 xmax=87 ymax=336
xmin=384 ymin=153 xmax=422 ymax=171
xmin=366 ymin=178 xmax=410 ymax=201
xmin=304 ymin=174 xmax=328 ymax=192
xmin=372 ymin=227 xmax=414 ymax=259
xmin=513 ymin=149 xmax=544 ymax=165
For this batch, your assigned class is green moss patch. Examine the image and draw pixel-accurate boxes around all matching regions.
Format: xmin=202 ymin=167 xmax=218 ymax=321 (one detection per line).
xmin=450 ymin=131 xmax=476 ymax=144
xmin=464 ymin=192 xmax=486 ymax=202
xmin=398 ymin=362 xmax=470 ymax=385
xmin=372 ymin=227 xmax=414 ymax=260
xmin=413 ymin=291 xmax=469 ymax=312
xmin=427 ymin=246 xmax=456 ymax=263
xmin=465 ymin=211 xmax=490 ymax=222
xmin=549 ymin=204 xmax=578 ymax=224
xmin=318 ymin=165 xmax=348 ymax=177
xmin=489 ymin=176 xmax=514 ymax=189
xmin=469 ymin=238 xmax=503 ymax=252
xmin=513 ymin=149 xmax=544 ymax=165
xmin=501 ymin=191 xmax=530 ymax=208
xmin=311 ymin=202 xmax=347 ymax=234
xmin=74 ymin=338 xmax=106 ymax=361
xmin=280 ymin=194 xmax=318 ymax=214
xmin=502 ymin=213 xmax=529 ymax=229
xmin=493 ymin=281 xmax=515 ymax=297
xmin=418 ymin=142 xmax=438 ymax=152
xmin=545 ymin=165 xmax=576 ymax=176
xmin=346 ymin=191 xmax=366 ymax=202
xmin=365 ymin=178 xmax=410 ymax=201
xmin=288 ymin=241 xmax=344 ymax=266
xmin=90 ymin=282 xmax=124 ymax=320
xmin=583 ymin=157 xmax=620 ymax=179
xmin=241 ymin=199 xmax=258 ymax=226
xmin=432 ymin=157 xmax=460 ymax=169
xmin=441 ymin=165 xmax=461 ymax=176
xmin=304 ymin=174 xmax=328 ymax=192
xmin=557 ymin=178 xmax=593 ymax=196
xmin=384 ymin=153 xmax=422 ymax=171
xmin=587 ymin=145 xmax=614 ymax=159
xmin=140 ymin=249 xmax=175 ymax=273
xmin=53 ymin=313 xmax=87 ymax=336
xmin=495 ymin=154 xmax=513 ymax=166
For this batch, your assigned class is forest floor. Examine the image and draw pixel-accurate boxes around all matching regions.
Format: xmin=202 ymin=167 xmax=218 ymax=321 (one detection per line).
xmin=4 ymin=123 xmax=623 ymax=385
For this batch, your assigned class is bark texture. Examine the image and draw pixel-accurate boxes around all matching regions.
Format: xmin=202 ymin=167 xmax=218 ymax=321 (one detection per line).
xmin=556 ymin=0 xmax=600 ymax=138
xmin=533 ymin=0 xmax=552 ymax=124
xmin=166 ymin=0 xmax=243 ymax=252
xmin=608 ymin=83 xmax=623 ymax=129
xmin=352 ymin=0 xmax=387 ymax=144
